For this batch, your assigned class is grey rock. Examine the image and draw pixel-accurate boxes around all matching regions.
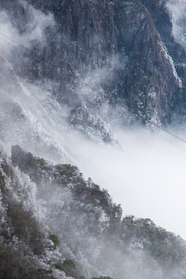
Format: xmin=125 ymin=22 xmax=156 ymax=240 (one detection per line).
xmin=0 ymin=0 xmax=186 ymax=126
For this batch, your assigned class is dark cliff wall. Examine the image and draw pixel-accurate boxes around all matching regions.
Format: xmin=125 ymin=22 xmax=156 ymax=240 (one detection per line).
xmin=116 ymin=0 xmax=182 ymax=123
xmin=0 ymin=0 xmax=185 ymax=125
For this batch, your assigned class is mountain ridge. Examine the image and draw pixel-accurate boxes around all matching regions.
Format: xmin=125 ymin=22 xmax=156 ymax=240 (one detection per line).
xmin=0 ymin=1 xmax=186 ymax=278
xmin=0 ymin=144 xmax=186 ymax=278
xmin=1 ymin=0 xmax=186 ymax=128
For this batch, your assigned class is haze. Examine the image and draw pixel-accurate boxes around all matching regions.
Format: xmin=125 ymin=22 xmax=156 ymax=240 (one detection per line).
xmin=69 ymin=126 xmax=186 ymax=240
xmin=0 ymin=0 xmax=186 ymax=243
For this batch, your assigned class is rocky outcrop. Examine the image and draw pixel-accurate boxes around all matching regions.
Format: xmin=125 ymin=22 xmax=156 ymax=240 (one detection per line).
xmin=0 ymin=0 xmax=186 ymax=126
xmin=9 ymin=145 xmax=186 ymax=279
xmin=69 ymin=105 xmax=119 ymax=144
xmin=116 ymin=0 xmax=182 ymax=124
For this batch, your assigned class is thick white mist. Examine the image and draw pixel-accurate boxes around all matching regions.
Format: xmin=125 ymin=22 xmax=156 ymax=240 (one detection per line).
xmin=0 ymin=4 xmax=55 ymax=56
xmin=1 ymin=0 xmax=186 ymax=243
xmin=69 ymin=127 xmax=186 ymax=240
xmin=1 ymin=73 xmax=186 ymax=239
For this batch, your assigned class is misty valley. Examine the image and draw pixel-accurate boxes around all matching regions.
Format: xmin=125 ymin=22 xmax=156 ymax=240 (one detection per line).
xmin=0 ymin=0 xmax=186 ymax=278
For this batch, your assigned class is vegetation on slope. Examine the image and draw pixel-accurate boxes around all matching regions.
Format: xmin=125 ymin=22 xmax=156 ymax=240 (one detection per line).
xmin=1 ymin=145 xmax=184 ymax=279
xmin=0 ymin=145 xmax=185 ymax=279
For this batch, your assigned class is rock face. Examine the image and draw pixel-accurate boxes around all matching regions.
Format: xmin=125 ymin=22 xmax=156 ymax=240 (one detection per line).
xmin=7 ymin=145 xmax=186 ymax=279
xmin=0 ymin=0 xmax=186 ymax=127
xmin=116 ymin=0 xmax=182 ymax=124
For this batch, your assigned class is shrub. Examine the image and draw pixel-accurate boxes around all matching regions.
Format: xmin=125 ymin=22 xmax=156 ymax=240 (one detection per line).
xmin=7 ymin=200 xmax=44 ymax=255
xmin=55 ymin=259 xmax=83 ymax=279
xmin=49 ymin=234 xmax=60 ymax=247
xmin=0 ymin=170 xmax=6 ymax=194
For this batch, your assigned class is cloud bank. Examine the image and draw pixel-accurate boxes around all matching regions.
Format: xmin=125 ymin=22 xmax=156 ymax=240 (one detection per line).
xmin=70 ymin=126 xmax=186 ymax=240
xmin=0 ymin=0 xmax=186 ymax=244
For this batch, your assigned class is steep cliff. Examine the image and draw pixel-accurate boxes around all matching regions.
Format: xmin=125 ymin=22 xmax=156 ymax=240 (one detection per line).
xmin=1 ymin=2 xmax=186 ymax=277
xmin=0 ymin=0 xmax=185 ymax=128
xmin=0 ymin=145 xmax=185 ymax=279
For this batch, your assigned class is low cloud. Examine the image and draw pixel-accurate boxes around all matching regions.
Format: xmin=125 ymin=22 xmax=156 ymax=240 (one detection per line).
xmin=69 ymin=125 xmax=186 ymax=240
xmin=0 ymin=2 xmax=55 ymax=57
xmin=0 ymin=0 xmax=186 ymax=244
xmin=166 ymin=0 xmax=186 ymax=45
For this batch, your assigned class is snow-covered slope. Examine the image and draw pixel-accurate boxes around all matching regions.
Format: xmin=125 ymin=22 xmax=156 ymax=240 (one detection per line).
xmin=1 ymin=1 xmax=186 ymax=278
xmin=1 ymin=145 xmax=186 ymax=279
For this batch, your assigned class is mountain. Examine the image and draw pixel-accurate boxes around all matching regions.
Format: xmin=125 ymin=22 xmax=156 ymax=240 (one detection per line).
xmin=1 ymin=0 xmax=186 ymax=129
xmin=0 ymin=0 xmax=186 ymax=278
xmin=0 ymin=145 xmax=186 ymax=279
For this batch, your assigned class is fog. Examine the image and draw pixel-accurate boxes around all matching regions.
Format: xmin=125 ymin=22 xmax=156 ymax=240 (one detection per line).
xmin=2 ymin=69 xmax=186 ymax=241
xmin=0 ymin=3 xmax=55 ymax=57
xmin=0 ymin=0 xmax=186 ymax=245
xmin=1 ymin=2 xmax=186 ymax=278
xmin=69 ymin=125 xmax=186 ymax=240
xmin=167 ymin=0 xmax=186 ymax=45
